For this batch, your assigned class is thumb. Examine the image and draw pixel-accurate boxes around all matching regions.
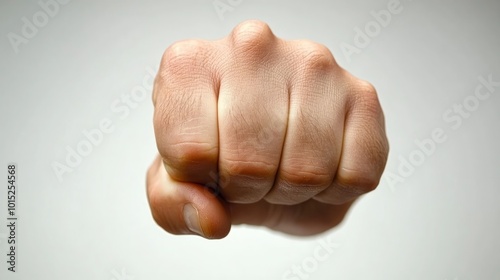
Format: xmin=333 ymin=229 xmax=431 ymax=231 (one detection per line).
xmin=146 ymin=155 xmax=231 ymax=239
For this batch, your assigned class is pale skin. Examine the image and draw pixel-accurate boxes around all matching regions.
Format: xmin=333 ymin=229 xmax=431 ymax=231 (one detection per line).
xmin=146 ymin=20 xmax=389 ymax=239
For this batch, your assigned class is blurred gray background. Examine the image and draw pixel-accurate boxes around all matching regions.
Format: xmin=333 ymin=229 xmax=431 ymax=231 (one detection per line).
xmin=1 ymin=0 xmax=499 ymax=279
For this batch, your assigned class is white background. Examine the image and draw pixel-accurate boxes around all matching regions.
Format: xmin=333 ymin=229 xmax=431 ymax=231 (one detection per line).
xmin=1 ymin=0 xmax=499 ymax=279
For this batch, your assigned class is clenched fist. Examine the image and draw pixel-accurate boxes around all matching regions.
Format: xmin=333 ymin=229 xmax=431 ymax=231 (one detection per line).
xmin=146 ymin=20 xmax=389 ymax=239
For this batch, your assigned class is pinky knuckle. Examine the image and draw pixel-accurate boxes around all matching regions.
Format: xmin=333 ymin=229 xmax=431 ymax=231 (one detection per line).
xmin=352 ymin=81 xmax=383 ymax=117
xmin=161 ymin=40 xmax=212 ymax=76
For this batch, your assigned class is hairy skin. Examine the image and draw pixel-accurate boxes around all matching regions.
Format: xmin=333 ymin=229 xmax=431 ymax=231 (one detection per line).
xmin=146 ymin=20 xmax=389 ymax=239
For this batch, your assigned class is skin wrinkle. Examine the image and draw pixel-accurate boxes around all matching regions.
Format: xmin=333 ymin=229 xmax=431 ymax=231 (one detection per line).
xmin=167 ymin=142 xmax=218 ymax=153
xmin=279 ymin=167 xmax=332 ymax=187
xmin=179 ymin=124 xmax=208 ymax=136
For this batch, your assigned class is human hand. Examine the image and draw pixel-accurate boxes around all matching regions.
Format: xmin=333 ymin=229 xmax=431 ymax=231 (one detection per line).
xmin=146 ymin=20 xmax=389 ymax=239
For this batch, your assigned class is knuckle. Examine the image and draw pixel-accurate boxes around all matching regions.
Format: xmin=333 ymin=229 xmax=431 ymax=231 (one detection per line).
xmin=358 ymin=80 xmax=377 ymax=94
xmin=294 ymin=41 xmax=336 ymax=72
xmin=160 ymin=40 xmax=212 ymax=77
xmin=356 ymin=80 xmax=377 ymax=99
xmin=230 ymin=20 xmax=275 ymax=58
xmin=352 ymin=80 xmax=383 ymax=117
